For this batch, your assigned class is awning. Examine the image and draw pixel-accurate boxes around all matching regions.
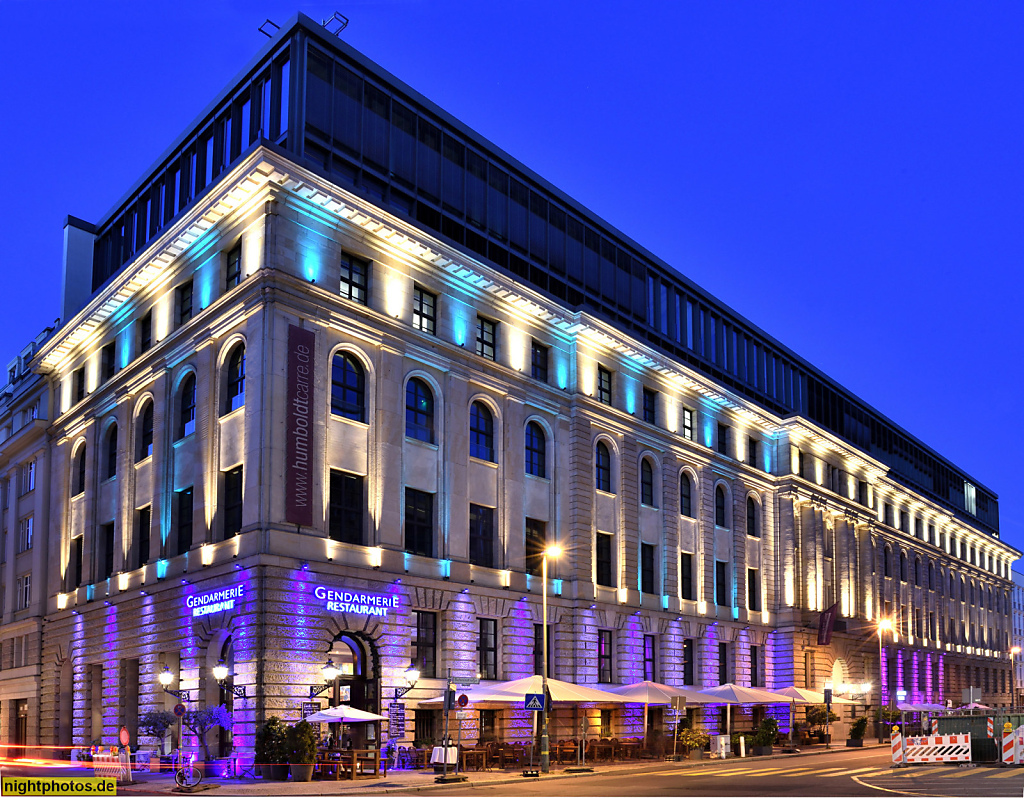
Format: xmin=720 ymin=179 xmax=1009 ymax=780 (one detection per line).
xmin=303 ymin=705 xmax=387 ymax=723
xmin=417 ymin=675 xmax=629 ymax=708
xmin=606 ymin=681 xmax=729 ymax=705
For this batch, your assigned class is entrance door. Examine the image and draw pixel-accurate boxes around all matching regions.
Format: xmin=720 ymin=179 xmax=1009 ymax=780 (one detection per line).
xmin=327 ymin=634 xmax=380 ymax=748
xmin=13 ymin=700 xmax=28 ymax=758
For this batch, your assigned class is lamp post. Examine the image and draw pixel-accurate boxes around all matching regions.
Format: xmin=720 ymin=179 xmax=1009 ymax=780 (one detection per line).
xmin=159 ymin=664 xmax=191 ymax=703
xmin=540 ymin=544 xmax=562 ymax=775
xmin=877 ymin=618 xmax=894 ymax=742
xmin=212 ymin=660 xmax=247 ymax=700
xmin=1011 ymin=647 xmax=1021 ymax=713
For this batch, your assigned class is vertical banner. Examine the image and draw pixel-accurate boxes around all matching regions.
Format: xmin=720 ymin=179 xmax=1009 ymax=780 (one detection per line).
xmin=286 ymin=324 xmax=315 ymax=526
xmin=817 ymin=602 xmax=839 ymax=646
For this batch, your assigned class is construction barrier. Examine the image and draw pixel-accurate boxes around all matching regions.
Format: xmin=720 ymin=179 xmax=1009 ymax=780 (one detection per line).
xmin=903 ymin=733 xmax=972 ymax=764
xmin=988 ymin=717 xmax=995 ymax=738
xmin=892 ymin=727 xmax=905 ymax=765
xmin=1003 ymin=729 xmax=1014 ymax=764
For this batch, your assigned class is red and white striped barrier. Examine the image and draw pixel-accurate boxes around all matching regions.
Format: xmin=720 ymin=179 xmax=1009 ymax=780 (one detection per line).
xmin=1015 ymin=726 xmax=1024 ymax=765
xmin=891 ymin=728 xmax=905 ymax=765
xmin=903 ymin=733 xmax=972 ymax=764
xmin=988 ymin=718 xmax=994 ymax=738
xmin=1003 ymin=730 xmax=1015 ymax=764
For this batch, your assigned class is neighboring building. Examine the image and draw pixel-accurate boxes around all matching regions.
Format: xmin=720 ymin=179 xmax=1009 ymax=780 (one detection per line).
xmin=0 ymin=14 xmax=1016 ymax=761
xmin=0 ymin=324 xmax=57 ymax=755
xmin=1013 ymin=571 xmax=1024 ymax=706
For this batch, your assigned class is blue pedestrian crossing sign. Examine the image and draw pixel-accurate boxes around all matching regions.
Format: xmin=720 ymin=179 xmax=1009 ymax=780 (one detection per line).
xmin=524 ymin=693 xmax=545 ymax=711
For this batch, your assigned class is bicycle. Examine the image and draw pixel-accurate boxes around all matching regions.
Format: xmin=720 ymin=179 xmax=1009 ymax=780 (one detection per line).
xmin=173 ymin=749 xmax=203 ymax=788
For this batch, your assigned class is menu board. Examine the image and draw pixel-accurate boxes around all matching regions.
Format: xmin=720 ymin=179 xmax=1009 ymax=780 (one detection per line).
xmin=388 ymin=702 xmax=406 ymax=738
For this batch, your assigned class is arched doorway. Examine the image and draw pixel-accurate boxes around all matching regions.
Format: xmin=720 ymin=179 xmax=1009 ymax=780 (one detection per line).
xmin=324 ymin=633 xmax=380 ymax=748
xmin=216 ymin=637 xmax=234 ymax=758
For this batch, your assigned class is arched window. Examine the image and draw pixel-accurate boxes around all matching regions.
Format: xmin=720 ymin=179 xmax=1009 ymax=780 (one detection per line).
xmin=595 ymin=442 xmax=612 ymax=493
xmin=640 ymin=459 xmax=655 ymax=506
xmin=331 ymin=353 xmax=365 ymax=422
xmin=178 ymin=374 xmax=196 ymax=439
xmin=136 ymin=402 xmax=154 ymax=462
xmin=928 ymin=562 xmax=935 ymax=591
xmin=949 ymin=573 xmax=954 ymax=595
xmin=883 ymin=546 xmax=892 ymax=577
xmin=899 ymin=552 xmax=907 ymax=582
xmin=525 ymin=422 xmax=546 ymax=478
xmin=72 ymin=445 xmax=86 ymax=496
xmin=216 ymin=636 xmax=235 ymax=758
xmin=104 ymin=424 xmax=118 ymax=480
xmin=469 ymin=402 xmax=495 ymax=462
xmin=914 ymin=558 xmax=921 ymax=586
xmin=746 ymin=497 xmax=760 ymax=538
xmin=224 ymin=345 xmax=245 ymax=414
xmin=405 ymin=378 xmax=434 ymax=443
xmin=679 ymin=474 xmax=693 ymax=518
xmin=715 ymin=485 xmax=728 ymax=528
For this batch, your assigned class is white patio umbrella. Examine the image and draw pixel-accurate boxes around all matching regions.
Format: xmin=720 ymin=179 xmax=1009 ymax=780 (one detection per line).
xmin=303 ymin=705 xmax=387 ymax=723
xmin=606 ymin=681 xmax=725 ymax=748
xmin=418 ymin=675 xmax=631 ymax=707
xmin=698 ymin=684 xmax=793 ymax=736
xmin=772 ymin=686 xmax=856 ymax=746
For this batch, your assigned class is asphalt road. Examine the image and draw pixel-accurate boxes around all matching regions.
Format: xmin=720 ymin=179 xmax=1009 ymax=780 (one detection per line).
xmin=438 ymin=749 xmax=1024 ymax=797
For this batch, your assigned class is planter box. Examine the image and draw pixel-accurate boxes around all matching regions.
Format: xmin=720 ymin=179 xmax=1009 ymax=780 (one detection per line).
xmin=846 ymin=739 xmax=864 ymax=747
xmin=290 ymin=763 xmax=315 ymax=782
xmin=751 ymin=746 xmax=773 ymax=757
xmin=689 ymin=750 xmax=704 ymax=761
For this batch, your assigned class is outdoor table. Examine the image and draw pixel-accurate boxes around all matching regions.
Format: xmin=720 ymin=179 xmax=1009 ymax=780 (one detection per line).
xmin=590 ymin=741 xmax=614 ymax=761
xmin=461 ymin=748 xmax=488 ymax=771
xmin=430 ymin=746 xmax=458 ymax=766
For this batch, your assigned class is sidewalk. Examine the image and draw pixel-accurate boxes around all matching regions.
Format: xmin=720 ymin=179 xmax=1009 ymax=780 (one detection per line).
xmin=117 ymin=744 xmax=888 ymax=795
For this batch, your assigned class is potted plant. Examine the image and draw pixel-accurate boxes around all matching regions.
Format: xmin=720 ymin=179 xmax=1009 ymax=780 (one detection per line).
xmin=181 ymin=705 xmax=232 ymax=764
xmin=679 ymin=728 xmax=710 ymax=761
xmin=138 ymin=710 xmax=177 ymax=768
xmin=752 ymin=717 xmax=778 ymax=756
xmin=255 ymin=716 xmax=290 ymax=781
xmin=847 ymin=716 xmax=868 ymax=747
xmin=805 ymin=705 xmax=839 ymax=744
xmin=287 ymin=720 xmax=318 ymax=782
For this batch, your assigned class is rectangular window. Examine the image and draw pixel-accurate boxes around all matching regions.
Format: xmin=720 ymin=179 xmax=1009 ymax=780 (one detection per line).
xmin=750 ymin=645 xmax=761 ymax=687
xmin=597 ymin=366 xmax=613 ymax=405
xmin=73 ymin=368 xmax=86 ymax=404
xmin=642 ymin=388 xmax=657 ymax=425
xmin=18 ymin=517 xmax=33 ymax=553
xmin=478 ymin=618 xmax=497 ymax=681
xmin=640 ymin=543 xmax=656 ymax=594
xmin=747 ymin=436 xmax=758 ymax=468
xmin=21 ymin=462 xmax=35 ymax=495
xmin=717 ymin=423 xmax=729 ymax=456
xmin=413 ymin=611 xmax=437 ymax=678
xmin=475 ymin=316 xmax=497 ymax=361
xmin=530 ymin=340 xmax=549 ymax=383
xmin=16 ymin=574 xmax=31 ymax=610
xmin=100 ymin=522 xmax=115 ymax=580
xmin=404 ymin=488 xmax=434 ymax=557
xmin=884 ymin=503 xmax=894 ymax=527
xmin=524 ymin=518 xmax=546 ymax=577
xmin=479 ymin=709 xmax=497 ymax=743
xmin=643 ymin=635 xmax=657 ymax=681
xmin=137 ymin=507 xmax=151 ymax=568
xmin=747 ymin=568 xmax=761 ymax=612
xmin=600 ymin=709 xmax=612 ymax=738
xmin=533 ymin=623 xmax=553 ymax=676
xmin=70 ymin=536 xmax=83 ymax=588
xmin=597 ymin=630 xmax=613 ymax=682
xmin=716 ymin=560 xmax=730 ymax=607
xmin=139 ymin=311 xmax=153 ymax=354
xmin=412 ymin=285 xmax=436 ymax=335
xmin=100 ymin=342 xmax=116 ymax=383
xmin=681 ymin=408 xmax=694 ymax=441
xmin=899 ymin=510 xmax=909 ymax=534
xmin=340 ymin=252 xmax=369 ymax=304
xmin=226 ymin=244 xmax=242 ymax=289
xmin=682 ymin=639 xmax=695 ymax=685
xmin=176 ymin=487 xmax=193 ymax=556
xmin=596 ymin=533 xmax=613 ymax=587
xmin=176 ymin=280 xmax=193 ymax=327
xmin=718 ymin=642 xmax=729 ymax=683
xmin=680 ymin=552 xmax=694 ymax=601
xmin=858 ymin=479 xmax=869 ymax=507
xmin=328 ymin=471 xmax=363 ymax=545
xmin=469 ymin=504 xmax=495 ymax=569
xmin=223 ymin=466 xmax=243 ymax=538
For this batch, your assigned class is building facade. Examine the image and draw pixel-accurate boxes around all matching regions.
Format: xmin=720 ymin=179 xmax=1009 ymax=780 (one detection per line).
xmin=0 ymin=14 xmax=1018 ymax=761
xmin=0 ymin=325 xmax=57 ymax=755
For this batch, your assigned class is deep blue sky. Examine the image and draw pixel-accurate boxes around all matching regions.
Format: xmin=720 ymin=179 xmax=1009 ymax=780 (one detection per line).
xmin=3 ymin=3 xmax=1022 ymax=552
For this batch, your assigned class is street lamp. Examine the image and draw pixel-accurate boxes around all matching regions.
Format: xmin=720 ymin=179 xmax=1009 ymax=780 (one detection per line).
xmin=1011 ymin=647 xmax=1021 ymax=713
xmin=213 ymin=659 xmax=247 ymax=700
xmin=877 ymin=619 xmax=894 ymax=742
xmin=159 ymin=664 xmax=191 ymax=702
xmin=310 ymin=658 xmax=340 ymax=700
xmin=540 ymin=544 xmax=563 ymax=774
xmin=395 ymin=661 xmax=421 ymax=700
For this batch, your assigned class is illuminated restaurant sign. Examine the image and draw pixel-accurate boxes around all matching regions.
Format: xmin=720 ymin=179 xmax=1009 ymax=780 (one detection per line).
xmin=187 ymin=585 xmax=244 ymax=617
xmin=314 ymin=587 xmax=400 ymax=616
